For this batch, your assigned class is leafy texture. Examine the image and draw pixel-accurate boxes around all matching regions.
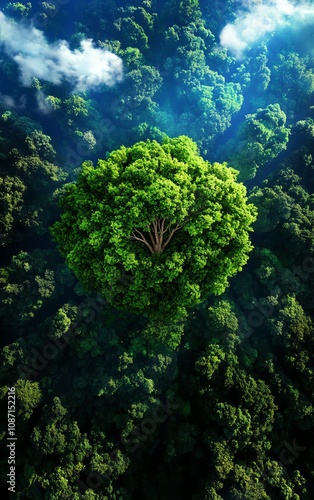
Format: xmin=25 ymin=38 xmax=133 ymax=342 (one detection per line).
xmin=51 ymin=136 xmax=256 ymax=322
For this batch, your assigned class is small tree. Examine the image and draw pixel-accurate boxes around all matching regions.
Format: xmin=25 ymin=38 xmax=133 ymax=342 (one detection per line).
xmin=51 ymin=136 xmax=256 ymax=323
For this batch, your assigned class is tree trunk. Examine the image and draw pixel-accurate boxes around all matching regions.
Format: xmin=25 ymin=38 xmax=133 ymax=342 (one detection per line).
xmin=130 ymin=217 xmax=182 ymax=254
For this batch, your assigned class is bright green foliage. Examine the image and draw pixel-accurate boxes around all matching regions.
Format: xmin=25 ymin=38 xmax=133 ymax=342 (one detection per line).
xmin=218 ymin=103 xmax=290 ymax=181
xmin=11 ymin=151 xmax=65 ymax=188
xmin=15 ymin=379 xmax=42 ymax=420
xmin=269 ymin=295 xmax=313 ymax=374
xmin=45 ymin=95 xmax=62 ymax=111
xmin=4 ymin=2 xmax=32 ymax=17
xmin=31 ymin=397 xmax=82 ymax=457
xmin=64 ymin=95 xmax=90 ymax=118
xmin=82 ymin=130 xmax=97 ymax=150
xmin=195 ymin=344 xmax=226 ymax=380
xmin=51 ymin=136 xmax=256 ymax=324
xmin=207 ymin=299 xmax=238 ymax=335
xmin=49 ymin=307 xmax=72 ymax=338
xmin=141 ymin=317 xmax=186 ymax=349
xmin=120 ymin=46 xmax=144 ymax=70
xmin=25 ymin=130 xmax=56 ymax=161
xmin=41 ymin=2 xmax=57 ymax=15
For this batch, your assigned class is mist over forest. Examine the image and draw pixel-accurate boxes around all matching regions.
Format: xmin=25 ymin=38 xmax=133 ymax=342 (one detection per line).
xmin=1 ymin=1 xmax=314 ymax=498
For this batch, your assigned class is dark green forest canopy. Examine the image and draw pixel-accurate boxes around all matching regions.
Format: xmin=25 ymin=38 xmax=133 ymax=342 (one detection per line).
xmin=218 ymin=103 xmax=291 ymax=181
xmin=1 ymin=0 xmax=314 ymax=498
xmin=51 ymin=136 xmax=256 ymax=321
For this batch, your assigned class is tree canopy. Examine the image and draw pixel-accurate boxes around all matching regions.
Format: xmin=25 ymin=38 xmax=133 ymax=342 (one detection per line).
xmin=2 ymin=1 xmax=314 ymax=497
xmin=51 ymin=136 xmax=256 ymax=322
xmin=218 ymin=103 xmax=290 ymax=181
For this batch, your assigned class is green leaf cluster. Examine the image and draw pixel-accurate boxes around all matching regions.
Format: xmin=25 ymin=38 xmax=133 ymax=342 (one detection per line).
xmin=51 ymin=136 xmax=256 ymax=325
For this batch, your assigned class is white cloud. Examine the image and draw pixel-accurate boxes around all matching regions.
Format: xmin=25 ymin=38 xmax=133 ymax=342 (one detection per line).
xmin=0 ymin=92 xmax=26 ymax=110
xmin=0 ymin=12 xmax=123 ymax=91
xmin=36 ymin=91 xmax=53 ymax=114
xmin=219 ymin=24 xmax=247 ymax=60
xmin=220 ymin=0 xmax=314 ymax=58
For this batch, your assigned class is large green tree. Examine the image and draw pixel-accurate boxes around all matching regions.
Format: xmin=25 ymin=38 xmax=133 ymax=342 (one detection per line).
xmin=51 ymin=136 xmax=256 ymax=322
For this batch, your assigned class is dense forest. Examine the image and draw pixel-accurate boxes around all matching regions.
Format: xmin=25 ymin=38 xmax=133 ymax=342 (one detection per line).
xmin=1 ymin=0 xmax=314 ymax=498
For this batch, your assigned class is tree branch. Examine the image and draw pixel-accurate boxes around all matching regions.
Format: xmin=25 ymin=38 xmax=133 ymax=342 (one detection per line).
xmin=157 ymin=218 xmax=161 ymax=235
xmin=130 ymin=228 xmax=154 ymax=254
xmin=131 ymin=218 xmax=184 ymax=254
xmin=153 ymin=219 xmax=158 ymax=244
xmin=161 ymin=217 xmax=166 ymax=235
xmin=147 ymin=224 xmax=155 ymax=246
